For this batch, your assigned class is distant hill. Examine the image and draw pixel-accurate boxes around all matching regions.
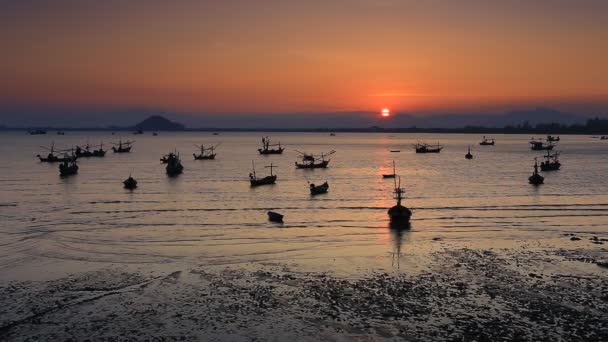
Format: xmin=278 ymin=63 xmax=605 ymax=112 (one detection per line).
xmin=133 ymin=115 xmax=185 ymax=131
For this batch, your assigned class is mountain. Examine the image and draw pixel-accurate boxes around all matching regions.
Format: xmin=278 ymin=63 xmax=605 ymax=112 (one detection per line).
xmin=133 ymin=115 xmax=185 ymax=131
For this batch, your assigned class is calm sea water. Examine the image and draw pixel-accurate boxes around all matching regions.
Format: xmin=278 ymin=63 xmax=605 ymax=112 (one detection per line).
xmin=1 ymin=132 xmax=607 ymax=279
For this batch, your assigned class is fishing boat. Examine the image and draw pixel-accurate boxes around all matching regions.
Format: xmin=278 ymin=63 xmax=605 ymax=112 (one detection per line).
xmin=75 ymin=142 xmax=106 ymax=157
xmin=267 ymin=211 xmax=284 ymax=222
xmin=413 ymin=142 xmax=443 ymax=153
xmin=329 ymin=133 xmax=336 ymax=136
xmin=546 ymin=135 xmax=560 ymax=142
xmin=465 ymin=146 xmax=473 ymax=159
xmin=540 ymin=151 xmax=561 ymax=171
xmin=123 ymin=175 xmax=138 ymax=189
xmin=160 ymin=154 xmax=169 ymax=163
xmin=59 ymin=154 xmax=79 ymax=176
xmin=213 ymin=132 xmax=219 ymax=136
xmin=258 ymin=136 xmax=284 ymax=154
xmin=28 ymin=130 xmax=46 ymax=135
xmin=390 ymin=150 xmax=400 ymax=153
xmin=111 ymin=139 xmax=134 ymax=153
xmin=56 ymin=131 xmax=65 ymax=135
xmin=309 ymin=181 xmax=329 ymax=195
xmin=37 ymin=142 xmax=75 ymax=162
xmin=152 ymin=132 xmax=158 ymax=136
xmin=601 ymin=136 xmax=608 ymax=140
xmin=387 ymin=176 xmax=412 ymax=225
xmin=249 ymin=161 xmax=277 ymax=186
xmin=479 ymin=136 xmax=495 ymax=146
xmin=382 ymin=161 xmax=397 ymax=178
xmin=294 ymin=150 xmax=335 ymax=169
xmin=193 ymin=143 xmax=219 ymax=160
xmin=529 ymin=139 xmax=554 ymax=151
xmin=528 ymin=159 xmax=544 ymax=185
xmin=165 ymin=152 xmax=184 ymax=176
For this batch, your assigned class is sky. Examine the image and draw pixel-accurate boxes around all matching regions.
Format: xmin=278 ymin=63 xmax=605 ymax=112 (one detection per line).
xmin=1 ymin=0 xmax=607 ymax=127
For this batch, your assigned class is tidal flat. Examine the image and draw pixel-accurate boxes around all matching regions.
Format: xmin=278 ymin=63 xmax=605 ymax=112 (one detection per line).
xmin=2 ymin=236 xmax=607 ymax=341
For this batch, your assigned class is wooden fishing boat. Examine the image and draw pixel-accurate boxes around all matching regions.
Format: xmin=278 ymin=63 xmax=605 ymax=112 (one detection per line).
xmin=540 ymin=151 xmax=561 ymax=171
xmin=309 ymin=181 xmax=329 ymax=195
xmin=249 ymin=161 xmax=277 ymax=186
xmin=75 ymin=142 xmax=106 ymax=157
xmin=413 ymin=142 xmax=443 ymax=153
xmin=193 ymin=143 xmax=219 ymax=160
xmin=387 ymin=175 xmax=412 ymax=225
xmin=465 ymin=146 xmax=473 ymax=159
xmin=267 ymin=211 xmax=284 ymax=222
xmin=295 ymin=150 xmax=335 ymax=169
xmin=258 ymin=136 xmax=284 ymax=154
xmin=528 ymin=159 xmax=544 ymax=185
xmin=59 ymin=155 xmax=78 ymax=176
xmin=111 ymin=139 xmax=134 ymax=153
xmin=546 ymin=135 xmax=560 ymax=142
xmin=529 ymin=139 xmax=554 ymax=151
xmin=28 ymin=130 xmax=46 ymax=135
xmin=123 ymin=175 xmax=138 ymax=189
xmin=56 ymin=131 xmax=65 ymax=135
xmin=37 ymin=142 xmax=76 ymax=162
xmin=479 ymin=136 xmax=495 ymax=146
xmin=382 ymin=160 xmax=396 ymax=178
xmin=165 ymin=152 xmax=184 ymax=176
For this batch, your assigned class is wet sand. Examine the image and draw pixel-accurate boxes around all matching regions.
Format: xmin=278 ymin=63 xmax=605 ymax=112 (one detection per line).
xmin=2 ymin=235 xmax=607 ymax=341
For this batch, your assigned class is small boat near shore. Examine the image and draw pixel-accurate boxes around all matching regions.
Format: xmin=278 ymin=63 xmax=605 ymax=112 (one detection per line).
xmin=250 ymin=161 xmax=277 ymax=186
xmin=387 ymin=175 xmax=412 ymax=226
xmin=28 ymin=130 xmax=47 ymax=135
xmin=258 ymin=136 xmax=284 ymax=155
xmin=414 ymin=142 xmax=443 ymax=153
xmin=529 ymin=159 xmax=544 ymax=185
xmin=309 ymin=181 xmax=329 ymax=195
xmin=547 ymin=135 xmax=560 ymax=142
xmin=267 ymin=211 xmax=284 ymax=223
xmin=37 ymin=142 xmax=76 ymax=163
xmin=123 ymin=175 xmax=138 ymax=189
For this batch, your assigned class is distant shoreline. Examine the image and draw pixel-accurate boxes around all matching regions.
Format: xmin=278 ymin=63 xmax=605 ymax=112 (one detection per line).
xmin=2 ymin=127 xmax=607 ymax=135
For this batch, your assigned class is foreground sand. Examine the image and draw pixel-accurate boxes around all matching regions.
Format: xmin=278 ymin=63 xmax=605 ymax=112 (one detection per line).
xmin=1 ymin=237 xmax=608 ymax=341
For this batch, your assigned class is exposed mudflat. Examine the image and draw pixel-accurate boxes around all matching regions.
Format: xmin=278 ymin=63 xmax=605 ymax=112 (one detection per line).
xmin=2 ymin=240 xmax=608 ymax=341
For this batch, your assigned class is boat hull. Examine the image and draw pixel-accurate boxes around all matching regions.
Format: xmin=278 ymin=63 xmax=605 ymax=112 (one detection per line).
xmin=415 ymin=148 xmax=442 ymax=153
xmin=295 ymin=160 xmax=330 ymax=169
xmin=388 ymin=205 xmax=412 ymax=223
xmin=267 ymin=211 xmax=283 ymax=222
xmin=310 ymin=182 xmax=329 ymax=195
xmin=193 ymin=153 xmax=216 ymax=160
xmin=250 ymin=175 xmax=277 ymax=186
xmin=258 ymin=148 xmax=284 ymax=155
xmin=59 ymin=164 xmax=78 ymax=176
xmin=529 ymin=174 xmax=544 ymax=185
xmin=112 ymin=147 xmax=132 ymax=153
xmin=540 ymin=162 xmax=561 ymax=171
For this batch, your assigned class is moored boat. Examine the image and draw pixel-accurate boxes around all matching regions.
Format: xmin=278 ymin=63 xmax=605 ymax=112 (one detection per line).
xmin=193 ymin=143 xmax=219 ymax=160
xmin=123 ymin=175 xmax=138 ymax=189
xmin=540 ymin=151 xmax=561 ymax=171
xmin=59 ymin=155 xmax=78 ymax=176
xmin=528 ymin=159 xmax=544 ymax=185
xmin=382 ymin=160 xmax=396 ymax=178
xmin=258 ymin=136 xmax=284 ymax=154
xmin=165 ymin=152 xmax=184 ymax=176
xmin=111 ymin=139 xmax=134 ymax=153
xmin=479 ymin=136 xmax=495 ymax=146
xmin=249 ymin=161 xmax=277 ymax=186
xmin=294 ymin=150 xmax=335 ymax=169
xmin=547 ymin=135 xmax=560 ymax=142
xmin=413 ymin=142 xmax=443 ymax=153
xmin=465 ymin=146 xmax=473 ymax=159
xmin=267 ymin=211 xmax=284 ymax=222
xmin=387 ymin=175 xmax=412 ymax=225
xmin=309 ymin=181 xmax=329 ymax=195
xmin=529 ymin=139 xmax=554 ymax=151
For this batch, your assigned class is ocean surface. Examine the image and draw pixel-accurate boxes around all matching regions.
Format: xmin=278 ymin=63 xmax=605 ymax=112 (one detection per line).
xmin=1 ymin=132 xmax=607 ymax=280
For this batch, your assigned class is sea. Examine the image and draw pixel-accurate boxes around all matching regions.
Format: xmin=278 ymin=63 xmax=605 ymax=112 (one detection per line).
xmin=1 ymin=132 xmax=607 ymax=281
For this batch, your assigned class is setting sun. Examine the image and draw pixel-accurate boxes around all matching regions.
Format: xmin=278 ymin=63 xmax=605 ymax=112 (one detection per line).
xmin=381 ymin=108 xmax=390 ymax=117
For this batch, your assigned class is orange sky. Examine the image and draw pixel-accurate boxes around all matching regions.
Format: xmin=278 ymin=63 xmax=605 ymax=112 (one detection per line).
xmin=1 ymin=0 xmax=607 ymax=114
